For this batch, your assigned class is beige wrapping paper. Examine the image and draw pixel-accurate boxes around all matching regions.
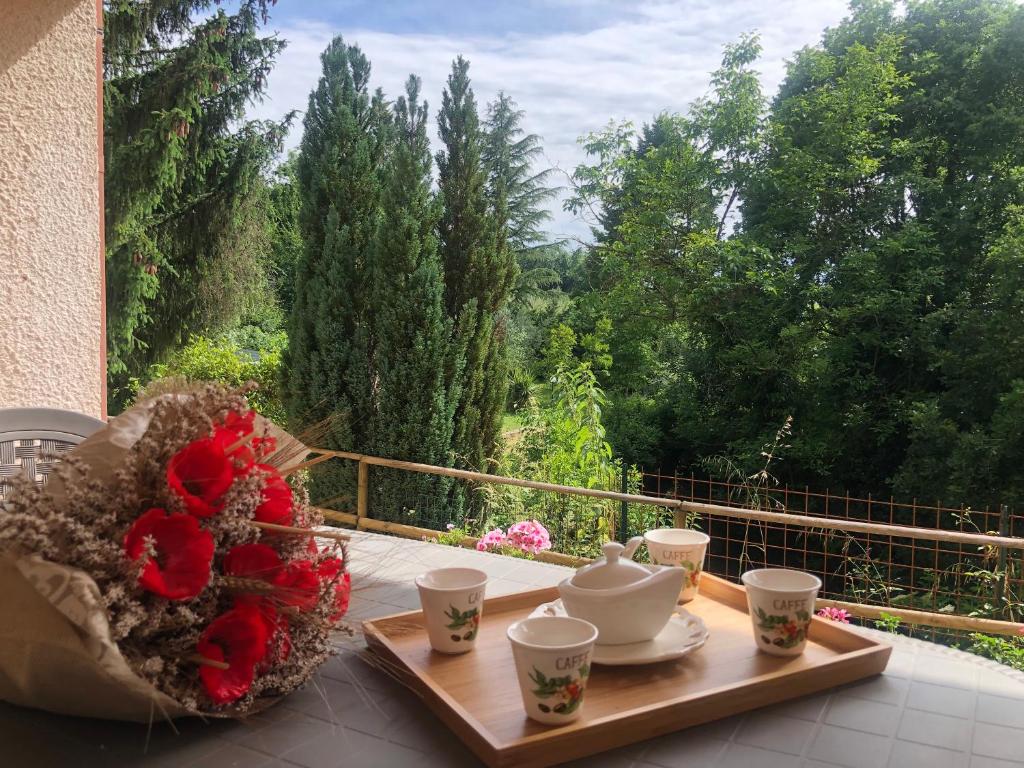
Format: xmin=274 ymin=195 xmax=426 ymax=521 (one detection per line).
xmin=0 ymin=395 xmax=307 ymax=721
xmin=0 ymin=554 xmax=190 ymax=721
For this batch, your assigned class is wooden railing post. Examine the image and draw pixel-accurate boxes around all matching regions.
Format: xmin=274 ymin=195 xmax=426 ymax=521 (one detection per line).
xmin=995 ymin=504 xmax=1010 ymax=605
xmin=618 ymin=463 xmax=629 ymax=544
xmin=356 ymin=459 xmax=369 ymax=527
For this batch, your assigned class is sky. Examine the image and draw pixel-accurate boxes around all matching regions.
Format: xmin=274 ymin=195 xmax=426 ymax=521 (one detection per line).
xmin=250 ymin=0 xmax=853 ymax=242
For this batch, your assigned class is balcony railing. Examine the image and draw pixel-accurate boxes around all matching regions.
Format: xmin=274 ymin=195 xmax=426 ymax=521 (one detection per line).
xmin=298 ymin=448 xmax=1024 ymax=639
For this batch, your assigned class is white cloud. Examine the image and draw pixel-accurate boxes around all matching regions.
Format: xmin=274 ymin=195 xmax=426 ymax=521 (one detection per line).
xmin=250 ymin=0 xmax=851 ymax=242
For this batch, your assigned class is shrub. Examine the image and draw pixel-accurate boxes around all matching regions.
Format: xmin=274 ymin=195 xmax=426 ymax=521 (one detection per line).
xmin=137 ymin=335 xmax=286 ymax=423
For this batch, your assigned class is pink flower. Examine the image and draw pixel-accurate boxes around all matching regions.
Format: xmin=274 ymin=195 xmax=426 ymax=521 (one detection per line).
xmin=446 ymin=523 xmax=456 ymax=531
xmin=506 ymin=520 xmax=552 ymax=555
xmin=817 ymin=606 xmax=851 ymax=623
xmin=476 ymin=528 xmax=507 ymax=552
xmin=476 ymin=521 xmax=553 ymax=555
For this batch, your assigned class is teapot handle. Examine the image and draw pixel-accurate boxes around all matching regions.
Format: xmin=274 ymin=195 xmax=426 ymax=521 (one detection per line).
xmin=623 ymin=535 xmax=644 ymax=560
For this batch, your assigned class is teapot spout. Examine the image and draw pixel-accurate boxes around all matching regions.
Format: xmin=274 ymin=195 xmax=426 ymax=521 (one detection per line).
xmin=622 ymin=535 xmax=644 ymax=560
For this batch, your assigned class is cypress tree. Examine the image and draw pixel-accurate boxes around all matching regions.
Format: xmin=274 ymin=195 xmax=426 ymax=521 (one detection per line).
xmin=285 ymin=38 xmax=390 ymax=503
xmin=436 ymin=58 xmax=516 ymax=491
xmin=103 ymin=1 xmax=287 ymax=410
xmin=368 ymin=76 xmax=461 ymax=521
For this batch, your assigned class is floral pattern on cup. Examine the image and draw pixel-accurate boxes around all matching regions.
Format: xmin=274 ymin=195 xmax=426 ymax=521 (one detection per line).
xmin=753 ymin=606 xmax=812 ymax=649
xmin=529 ymin=663 xmax=590 ymax=716
xmin=675 ymin=558 xmax=701 ymax=588
xmin=416 ymin=568 xmax=488 ymax=654
xmin=445 ymin=605 xmax=480 ymax=643
xmin=741 ymin=568 xmax=821 ymax=657
xmin=644 ymin=528 xmax=709 ymax=603
xmin=507 ymin=615 xmax=599 ymax=725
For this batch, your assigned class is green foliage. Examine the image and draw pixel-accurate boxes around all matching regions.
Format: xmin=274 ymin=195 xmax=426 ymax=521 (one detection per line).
xmin=368 ymin=76 xmax=460 ymax=520
xmin=540 ymin=324 xmax=577 ymax=379
xmin=104 ymin=1 xmax=288 ymax=410
xmin=484 ymin=360 xmax=666 ymax=557
xmin=482 ymin=93 xmax=557 ymax=259
xmin=285 ymin=37 xmax=392 ymax=502
xmin=142 ymin=335 xmax=285 ymax=423
xmin=265 ymin=153 xmax=303 ymax=315
xmin=562 ymin=2 xmax=1024 ymax=513
xmin=965 ymin=632 xmax=1024 ymax=672
xmin=873 ymin=612 xmax=902 ymax=634
xmin=437 ymin=58 xmax=516 ymax=494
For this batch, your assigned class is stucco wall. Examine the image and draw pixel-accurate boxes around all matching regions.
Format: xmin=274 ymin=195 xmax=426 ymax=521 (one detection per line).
xmin=0 ymin=0 xmax=104 ymax=418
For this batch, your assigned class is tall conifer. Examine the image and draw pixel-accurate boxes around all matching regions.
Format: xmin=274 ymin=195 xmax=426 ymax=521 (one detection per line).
xmin=368 ymin=77 xmax=461 ymax=520
xmin=436 ymin=58 xmax=516 ymax=493
xmin=286 ymin=37 xmax=390 ymax=502
xmin=482 ymin=93 xmax=556 ymax=259
xmin=103 ymin=1 xmax=287 ymax=409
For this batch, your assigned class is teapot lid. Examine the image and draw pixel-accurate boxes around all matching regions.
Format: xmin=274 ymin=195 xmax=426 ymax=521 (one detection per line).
xmin=570 ymin=539 xmax=650 ymax=590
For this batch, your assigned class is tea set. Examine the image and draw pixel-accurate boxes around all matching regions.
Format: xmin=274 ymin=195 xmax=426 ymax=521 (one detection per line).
xmin=415 ymin=527 xmax=822 ymax=725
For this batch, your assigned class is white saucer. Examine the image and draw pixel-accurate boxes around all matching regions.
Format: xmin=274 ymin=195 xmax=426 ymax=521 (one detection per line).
xmin=528 ymin=599 xmax=710 ymax=666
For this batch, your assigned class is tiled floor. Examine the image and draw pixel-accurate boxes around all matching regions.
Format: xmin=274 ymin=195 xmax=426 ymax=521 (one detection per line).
xmin=2 ymin=530 xmax=1023 ymax=767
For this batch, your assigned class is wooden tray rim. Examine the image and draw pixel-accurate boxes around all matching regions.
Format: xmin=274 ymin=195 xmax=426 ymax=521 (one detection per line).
xmin=363 ymin=573 xmax=892 ymax=766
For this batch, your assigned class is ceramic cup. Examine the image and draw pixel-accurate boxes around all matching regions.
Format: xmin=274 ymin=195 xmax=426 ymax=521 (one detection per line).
xmin=415 ymin=568 xmax=488 ymax=654
xmin=741 ymin=568 xmax=822 ymax=656
xmin=507 ymin=616 xmax=599 ymax=725
xmin=644 ymin=528 xmax=711 ymax=602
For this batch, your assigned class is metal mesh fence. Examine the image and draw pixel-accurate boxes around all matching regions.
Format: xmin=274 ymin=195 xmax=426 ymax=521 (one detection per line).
xmin=643 ymin=471 xmax=1023 ymax=640
xmin=311 ymin=453 xmax=1022 ymax=642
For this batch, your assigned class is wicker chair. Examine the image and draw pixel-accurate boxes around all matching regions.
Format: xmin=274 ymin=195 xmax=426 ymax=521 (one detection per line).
xmin=0 ymin=408 xmax=106 ymax=500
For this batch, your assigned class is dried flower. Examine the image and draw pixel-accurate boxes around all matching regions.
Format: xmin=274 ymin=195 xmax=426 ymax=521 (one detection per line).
xmin=166 ymin=437 xmax=235 ymax=517
xmin=256 ymin=603 xmax=292 ymax=671
xmin=123 ymin=508 xmax=214 ymax=600
xmin=316 ymin=557 xmax=351 ymax=621
xmin=196 ymin=605 xmax=270 ymax=704
xmin=0 ymin=384 xmax=348 ymax=716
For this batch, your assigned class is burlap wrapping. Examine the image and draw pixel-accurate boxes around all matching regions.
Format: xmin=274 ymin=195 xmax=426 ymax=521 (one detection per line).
xmin=0 ymin=396 xmax=306 ymax=721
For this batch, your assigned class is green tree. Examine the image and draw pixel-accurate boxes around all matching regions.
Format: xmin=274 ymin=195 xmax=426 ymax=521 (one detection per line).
xmin=436 ymin=58 xmax=516 ymax=491
xmin=103 ymin=0 xmax=287 ymax=410
xmin=369 ymin=76 xmax=461 ymax=520
xmin=285 ymin=37 xmax=391 ymax=503
xmin=482 ymin=93 xmax=567 ymax=386
xmin=266 ymin=152 xmax=303 ymax=315
xmin=566 ymin=35 xmax=774 ymax=468
xmin=482 ymin=92 xmax=557 ymax=262
xmin=738 ymin=0 xmax=1024 ymax=498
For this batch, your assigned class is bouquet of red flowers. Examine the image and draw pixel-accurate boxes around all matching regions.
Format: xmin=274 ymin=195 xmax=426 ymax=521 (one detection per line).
xmin=0 ymin=384 xmax=350 ymax=720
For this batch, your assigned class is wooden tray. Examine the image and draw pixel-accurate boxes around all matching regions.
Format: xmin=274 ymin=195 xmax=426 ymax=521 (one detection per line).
xmin=363 ymin=573 xmax=891 ymax=768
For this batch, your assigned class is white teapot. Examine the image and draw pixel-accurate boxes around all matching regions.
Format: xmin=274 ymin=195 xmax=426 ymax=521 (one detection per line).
xmin=558 ymin=538 xmax=687 ymax=645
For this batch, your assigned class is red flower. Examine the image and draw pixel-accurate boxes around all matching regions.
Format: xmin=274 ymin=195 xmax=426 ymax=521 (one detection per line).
xmin=274 ymin=560 xmax=321 ymax=611
xmin=223 ymin=543 xmax=283 ymax=583
xmin=196 ymin=605 xmax=270 ymax=705
xmin=250 ymin=601 xmax=292 ymax=672
xmin=316 ymin=557 xmax=351 ymax=621
xmin=221 ymin=410 xmax=256 ymax=437
xmin=253 ymin=465 xmax=294 ymax=529
xmin=167 ymin=437 xmax=235 ymax=517
xmin=214 ymin=411 xmax=276 ymax=468
xmin=124 ymin=508 xmax=214 ymax=600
